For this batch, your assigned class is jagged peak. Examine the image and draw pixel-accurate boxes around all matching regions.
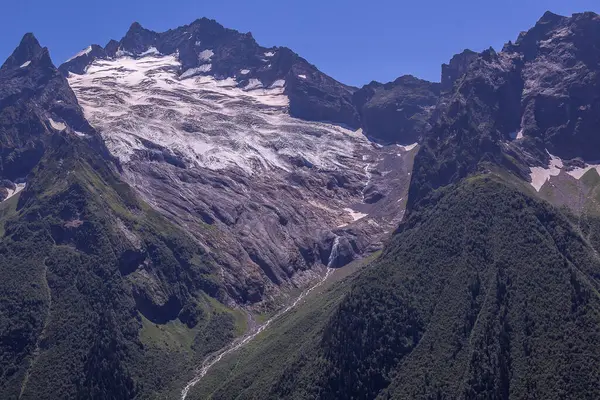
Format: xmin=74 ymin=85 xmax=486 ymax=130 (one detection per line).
xmin=537 ymin=10 xmax=567 ymax=25
xmin=1 ymin=32 xmax=53 ymax=71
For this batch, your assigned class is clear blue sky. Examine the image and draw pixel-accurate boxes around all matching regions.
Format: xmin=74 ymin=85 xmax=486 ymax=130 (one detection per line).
xmin=1 ymin=1 xmax=598 ymax=86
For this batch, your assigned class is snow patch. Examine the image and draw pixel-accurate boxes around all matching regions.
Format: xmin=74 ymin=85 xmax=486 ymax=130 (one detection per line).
xmin=264 ymin=51 xmax=275 ymax=57
xmin=198 ymin=49 xmax=214 ymax=62
xmin=48 ymin=118 xmax=66 ymax=131
xmin=509 ymin=129 xmax=524 ymax=140
xmin=244 ymin=79 xmax=263 ymax=90
xmin=298 ymin=74 xmax=307 ymax=79
xmin=66 ymin=46 xmax=93 ymax=63
xmin=529 ymin=152 xmax=563 ymax=191
xmin=20 ymin=60 xmax=31 ymax=68
xmin=240 ymin=69 xmax=250 ymax=75
xmin=3 ymin=183 xmax=26 ymax=202
xmin=566 ymin=164 xmax=600 ymax=180
xmin=397 ymin=143 xmax=418 ymax=152
xmin=140 ymin=47 xmax=160 ymax=56
xmin=343 ymin=208 xmax=367 ymax=222
xmin=269 ymin=79 xmax=285 ymax=89
xmin=180 ymin=64 xmax=212 ymax=79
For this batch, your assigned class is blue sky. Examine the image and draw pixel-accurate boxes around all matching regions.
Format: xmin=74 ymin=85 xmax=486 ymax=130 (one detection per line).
xmin=1 ymin=1 xmax=598 ymax=86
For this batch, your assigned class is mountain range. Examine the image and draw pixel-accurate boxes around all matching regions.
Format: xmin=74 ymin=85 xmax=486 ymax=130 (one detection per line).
xmin=1 ymin=10 xmax=600 ymax=400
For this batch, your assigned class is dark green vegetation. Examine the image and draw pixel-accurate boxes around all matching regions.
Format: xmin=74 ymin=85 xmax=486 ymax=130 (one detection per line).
xmin=0 ymin=34 xmax=244 ymax=400
xmin=196 ymin=173 xmax=600 ymax=399
xmin=0 ymin=132 xmax=245 ymax=400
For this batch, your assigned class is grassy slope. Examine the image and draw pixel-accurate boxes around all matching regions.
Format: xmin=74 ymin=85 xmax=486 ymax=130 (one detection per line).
xmin=188 ymin=253 xmax=379 ymax=399
xmin=0 ymin=134 xmax=243 ymax=400
xmin=196 ymin=172 xmax=600 ymax=399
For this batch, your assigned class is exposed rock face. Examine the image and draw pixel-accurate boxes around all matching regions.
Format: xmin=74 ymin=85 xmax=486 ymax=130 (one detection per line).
xmin=62 ymin=23 xmax=419 ymax=306
xmin=440 ymin=49 xmax=478 ymax=91
xmin=60 ymin=19 xmax=360 ymax=129
xmin=0 ymin=34 xmax=103 ymax=182
xmin=409 ymin=11 xmax=600 ymax=211
xmin=354 ymin=75 xmax=440 ymax=144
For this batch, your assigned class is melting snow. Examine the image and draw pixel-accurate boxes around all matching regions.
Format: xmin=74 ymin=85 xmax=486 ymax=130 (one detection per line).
xmin=20 ymin=60 xmax=31 ymax=68
xmin=67 ymin=52 xmax=369 ymax=174
xmin=245 ymin=79 xmax=263 ymax=90
xmin=3 ymin=183 xmax=26 ymax=202
xmin=565 ymin=163 xmax=600 ymax=180
xmin=48 ymin=118 xmax=66 ymax=131
xmin=66 ymin=46 xmax=93 ymax=62
xmin=509 ymin=129 xmax=524 ymax=140
xmin=269 ymin=79 xmax=285 ymax=89
xmin=344 ymin=208 xmax=367 ymax=222
xmin=140 ymin=47 xmax=161 ymax=56
xmin=397 ymin=143 xmax=418 ymax=152
xmin=529 ymin=152 xmax=563 ymax=191
xmin=180 ymin=64 xmax=212 ymax=79
xmin=198 ymin=49 xmax=214 ymax=62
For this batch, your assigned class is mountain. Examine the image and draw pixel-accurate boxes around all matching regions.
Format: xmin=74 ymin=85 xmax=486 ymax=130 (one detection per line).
xmin=0 ymin=33 xmax=250 ymax=399
xmin=0 ymin=17 xmax=439 ymax=400
xmin=188 ymin=11 xmax=600 ymax=400
xmin=3 ymin=9 xmax=600 ymax=400
xmin=59 ymin=18 xmax=426 ymax=308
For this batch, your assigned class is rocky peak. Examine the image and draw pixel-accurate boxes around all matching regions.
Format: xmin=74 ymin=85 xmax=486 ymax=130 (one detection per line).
xmin=440 ymin=49 xmax=478 ymax=91
xmin=119 ymin=22 xmax=159 ymax=54
xmin=1 ymin=33 xmax=52 ymax=71
xmin=353 ymin=75 xmax=440 ymax=144
xmin=0 ymin=34 xmax=104 ymax=181
xmin=408 ymin=11 xmax=600 ymax=212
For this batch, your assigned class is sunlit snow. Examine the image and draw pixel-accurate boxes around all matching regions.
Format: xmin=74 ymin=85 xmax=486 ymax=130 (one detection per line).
xmin=48 ymin=118 xmax=66 ymax=131
xmin=198 ymin=49 xmax=214 ymax=62
xmin=68 ymin=52 xmax=369 ymax=174
xmin=529 ymin=152 xmax=563 ymax=191
xmin=3 ymin=183 xmax=26 ymax=202
xmin=20 ymin=60 xmax=31 ymax=68
xmin=66 ymin=46 xmax=93 ymax=62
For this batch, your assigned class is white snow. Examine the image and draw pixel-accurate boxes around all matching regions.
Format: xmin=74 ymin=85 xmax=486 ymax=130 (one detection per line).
xmin=509 ymin=129 xmax=524 ymax=140
xmin=48 ymin=118 xmax=66 ymax=131
xmin=67 ymin=52 xmax=370 ymax=174
xmin=195 ymin=41 xmax=202 ymax=47
xmin=264 ymin=51 xmax=275 ymax=57
xmin=298 ymin=74 xmax=307 ymax=79
xmin=180 ymin=64 xmax=212 ymax=79
xmin=3 ymin=183 xmax=26 ymax=202
xmin=20 ymin=60 xmax=31 ymax=68
xmin=244 ymin=79 xmax=263 ymax=90
xmin=198 ymin=49 xmax=214 ymax=62
xmin=516 ymin=129 xmax=524 ymax=139
xmin=529 ymin=152 xmax=563 ymax=191
xmin=397 ymin=143 xmax=418 ymax=152
xmin=240 ymin=69 xmax=250 ymax=75
xmin=343 ymin=208 xmax=367 ymax=222
xmin=269 ymin=79 xmax=285 ymax=89
xmin=66 ymin=46 xmax=93 ymax=63
xmin=139 ymin=47 xmax=160 ymax=56
xmin=565 ymin=163 xmax=600 ymax=180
